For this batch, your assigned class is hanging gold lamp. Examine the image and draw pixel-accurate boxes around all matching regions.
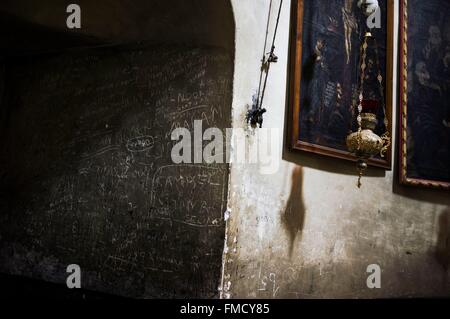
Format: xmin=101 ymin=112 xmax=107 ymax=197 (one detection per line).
xmin=346 ymin=31 xmax=390 ymax=188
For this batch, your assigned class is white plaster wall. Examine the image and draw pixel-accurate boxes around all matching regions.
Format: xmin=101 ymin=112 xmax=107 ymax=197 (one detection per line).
xmin=224 ymin=0 xmax=450 ymax=298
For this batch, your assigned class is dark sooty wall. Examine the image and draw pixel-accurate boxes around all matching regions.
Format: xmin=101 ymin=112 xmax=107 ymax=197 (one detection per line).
xmin=0 ymin=44 xmax=232 ymax=298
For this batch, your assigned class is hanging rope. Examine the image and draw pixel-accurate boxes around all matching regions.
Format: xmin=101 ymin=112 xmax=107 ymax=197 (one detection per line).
xmin=246 ymin=0 xmax=284 ymax=128
xmin=256 ymin=0 xmax=274 ymax=105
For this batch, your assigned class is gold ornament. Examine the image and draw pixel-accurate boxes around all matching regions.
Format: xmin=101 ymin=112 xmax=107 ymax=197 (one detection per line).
xmin=346 ymin=31 xmax=390 ymax=188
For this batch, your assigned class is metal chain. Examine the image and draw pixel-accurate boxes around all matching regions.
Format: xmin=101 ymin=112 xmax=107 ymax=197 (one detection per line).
xmin=372 ymin=36 xmax=391 ymax=157
xmin=355 ymin=33 xmax=370 ymax=188
xmin=357 ymin=34 xmax=370 ymax=151
xmin=372 ymin=37 xmax=389 ymax=131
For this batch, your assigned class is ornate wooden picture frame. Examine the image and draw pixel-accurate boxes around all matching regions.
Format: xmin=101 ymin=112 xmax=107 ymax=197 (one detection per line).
xmin=287 ymin=0 xmax=393 ymax=169
xmin=399 ymin=0 xmax=450 ymax=189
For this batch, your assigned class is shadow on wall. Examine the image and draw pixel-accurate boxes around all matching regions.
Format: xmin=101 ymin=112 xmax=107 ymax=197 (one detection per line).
xmin=282 ymin=147 xmax=387 ymax=177
xmin=392 ymin=178 xmax=450 ymax=206
xmin=391 ymin=129 xmax=450 ymax=206
xmin=282 ymin=165 xmax=306 ymax=258
xmin=435 ymin=208 xmax=450 ymax=272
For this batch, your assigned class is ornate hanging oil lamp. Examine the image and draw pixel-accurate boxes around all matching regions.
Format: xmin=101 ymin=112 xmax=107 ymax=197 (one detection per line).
xmin=346 ymin=30 xmax=390 ymax=188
